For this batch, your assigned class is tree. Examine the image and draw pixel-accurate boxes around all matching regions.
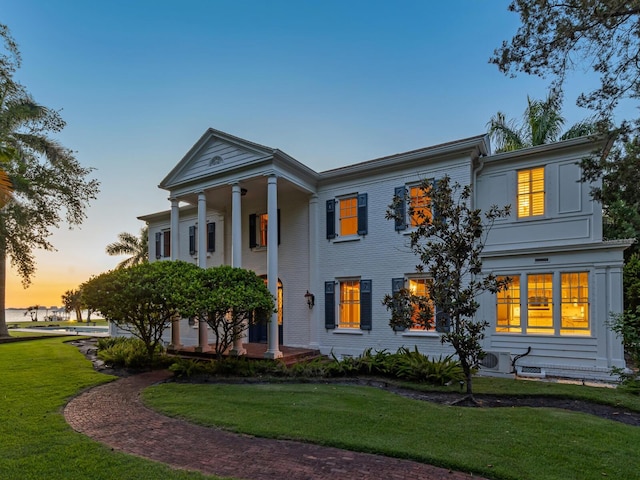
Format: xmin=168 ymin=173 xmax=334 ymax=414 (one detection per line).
xmin=179 ymin=265 xmax=275 ymax=358
xmin=0 ymin=24 xmax=99 ymax=338
xmin=385 ymin=175 xmax=511 ymax=397
xmin=490 ymin=1 xmax=640 ymax=121
xmin=82 ymin=261 xmax=200 ymax=362
xmin=61 ymin=289 xmax=85 ymax=322
xmin=106 ymin=225 xmax=149 ymax=269
xmin=487 ymin=90 xmax=598 ymax=153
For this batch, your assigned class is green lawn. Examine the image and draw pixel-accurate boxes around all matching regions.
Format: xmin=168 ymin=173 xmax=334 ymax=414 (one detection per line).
xmin=144 ymin=381 xmax=640 ymax=480
xmin=0 ymin=337 xmax=223 ymax=480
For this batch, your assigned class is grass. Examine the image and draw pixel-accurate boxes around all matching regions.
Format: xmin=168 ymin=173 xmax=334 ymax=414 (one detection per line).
xmin=144 ymin=381 xmax=640 ymax=480
xmin=0 ymin=337 xmax=224 ymax=480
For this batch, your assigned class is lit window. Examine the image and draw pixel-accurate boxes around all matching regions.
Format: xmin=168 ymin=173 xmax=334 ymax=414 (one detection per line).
xmin=259 ymin=213 xmax=269 ymax=247
xmin=527 ymin=273 xmax=553 ymax=334
xmin=408 ymin=278 xmax=434 ymax=330
xmin=561 ymin=272 xmax=590 ymax=335
xmin=339 ymin=280 xmax=360 ymax=328
xmin=339 ymin=197 xmax=358 ymax=236
xmin=496 ymin=275 xmax=521 ymax=333
xmin=409 ymin=186 xmax=432 ymax=227
xmin=518 ymin=167 xmax=545 ymax=217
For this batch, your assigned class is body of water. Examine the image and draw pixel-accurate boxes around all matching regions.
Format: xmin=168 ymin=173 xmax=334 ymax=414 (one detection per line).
xmin=4 ymin=309 xmax=95 ymax=323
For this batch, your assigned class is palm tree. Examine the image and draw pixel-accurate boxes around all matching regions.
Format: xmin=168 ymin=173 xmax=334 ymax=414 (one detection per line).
xmin=487 ymin=90 xmax=598 ymax=153
xmin=106 ymin=226 xmax=149 ymax=269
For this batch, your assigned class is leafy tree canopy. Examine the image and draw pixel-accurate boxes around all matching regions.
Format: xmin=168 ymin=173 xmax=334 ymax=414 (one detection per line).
xmin=179 ymin=265 xmax=275 ymax=357
xmin=106 ymin=225 xmax=149 ymax=269
xmin=491 ymin=1 xmax=640 ymax=121
xmin=82 ymin=261 xmax=200 ymax=360
xmin=0 ymin=24 xmax=100 ymax=338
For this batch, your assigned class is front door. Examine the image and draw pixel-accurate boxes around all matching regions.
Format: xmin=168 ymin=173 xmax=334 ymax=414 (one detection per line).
xmin=249 ymin=278 xmax=283 ymax=344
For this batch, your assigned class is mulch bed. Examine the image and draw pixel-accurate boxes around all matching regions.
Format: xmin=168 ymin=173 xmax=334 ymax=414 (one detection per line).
xmin=70 ymin=338 xmax=640 ymax=427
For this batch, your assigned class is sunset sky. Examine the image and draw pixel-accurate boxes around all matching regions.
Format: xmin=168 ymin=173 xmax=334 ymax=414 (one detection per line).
xmin=1 ymin=1 xmax=630 ymax=308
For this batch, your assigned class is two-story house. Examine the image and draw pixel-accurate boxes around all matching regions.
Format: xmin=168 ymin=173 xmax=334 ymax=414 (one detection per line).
xmin=130 ymin=127 xmax=630 ymax=381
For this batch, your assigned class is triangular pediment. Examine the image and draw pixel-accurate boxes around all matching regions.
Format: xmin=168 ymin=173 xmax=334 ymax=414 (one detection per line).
xmin=160 ymin=128 xmax=277 ymax=189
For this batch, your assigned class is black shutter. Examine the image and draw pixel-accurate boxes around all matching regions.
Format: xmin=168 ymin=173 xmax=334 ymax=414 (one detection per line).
xmin=394 ymin=186 xmax=407 ymax=231
xmin=189 ymin=225 xmax=196 ymax=255
xmin=155 ymin=232 xmax=161 ymax=260
xmin=207 ymin=222 xmax=215 ymax=252
xmin=357 ymin=193 xmax=368 ymax=236
xmin=249 ymin=214 xmax=257 ymax=248
xmin=360 ymin=279 xmax=372 ymax=331
xmin=391 ymin=277 xmax=406 ymax=331
xmin=326 ymin=200 xmax=336 ymax=239
xmin=277 ymin=209 xmax=281 ymax=245
xmin=435 ymin=307 xmax=451 ymax=333
xmin=324 ymin=281 xmax=335 ymax=329
xmin=431 ymin=179 xmax=439 ymax=221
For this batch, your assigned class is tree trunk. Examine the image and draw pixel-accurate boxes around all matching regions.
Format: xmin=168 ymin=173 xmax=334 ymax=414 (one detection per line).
xmin=466 ymin=369 xmax=473 ymax=396
xmin=0 ymin=248 xmax=8 ymax=338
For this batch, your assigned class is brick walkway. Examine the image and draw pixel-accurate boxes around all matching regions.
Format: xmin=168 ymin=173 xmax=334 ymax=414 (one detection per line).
xmin=64 ymin=371 xmax=487 ymax=480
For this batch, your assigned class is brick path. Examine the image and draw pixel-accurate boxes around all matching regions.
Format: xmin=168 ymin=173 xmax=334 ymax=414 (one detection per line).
xmin=64 ymin=371 xmax=487 ymax=480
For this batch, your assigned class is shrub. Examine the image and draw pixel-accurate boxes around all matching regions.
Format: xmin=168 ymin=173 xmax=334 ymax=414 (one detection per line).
xmin=97 ymin=337 xmax=170 ymax=369
xmin=393 ymin=347 xmax=464 ymax=385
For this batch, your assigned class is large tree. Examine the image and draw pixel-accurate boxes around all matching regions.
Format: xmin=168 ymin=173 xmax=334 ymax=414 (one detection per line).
xmin=385 ymin=176 xmax=511 ymax=397
xmin=179 ymin=265 xmax=275 ymax=358
xmin=82 ymin=261 xmax=200 ymax=361
xmin=487 ymin=90 xmax=598 ymax=153
xmin=0 ymin=24 xmax=99 ymax=337
xmin=106 ymin=225 xmax=149 ymax=269
xmin=491 ymin=1 xmax=640 ymax=122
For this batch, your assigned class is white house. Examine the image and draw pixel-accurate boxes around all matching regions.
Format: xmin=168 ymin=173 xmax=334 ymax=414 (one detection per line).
xmin=130 ymin=127 xmax=631 ymax=381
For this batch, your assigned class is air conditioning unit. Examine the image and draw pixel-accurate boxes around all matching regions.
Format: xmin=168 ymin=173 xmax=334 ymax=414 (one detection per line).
xmin=480 ymin=351 xmax=512 ymax=374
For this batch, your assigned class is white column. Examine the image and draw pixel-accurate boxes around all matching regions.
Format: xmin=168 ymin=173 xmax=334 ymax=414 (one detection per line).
xmin=196 ymin=191 xmax=209 ymax=352
xmin=170 ymin=198 xmax=180 ymax=261
xmin=230 ymin=183 xmax=246 ymax=356
xmin=169 ymin=197 xmax=181 ymax=349
xmin=231 ymin=184 xmax=242 ymax=268
xmin=265 ymin=175 xmax=283 ymax=359
xmin=308 ymin=194 xmax=319 ymax=348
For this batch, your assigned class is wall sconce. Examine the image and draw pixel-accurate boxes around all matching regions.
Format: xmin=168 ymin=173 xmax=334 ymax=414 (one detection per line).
xmin=241 ymin=188 xmax=248 ymax=196
xmin=304 ymin=290 xmax=315 ymax=309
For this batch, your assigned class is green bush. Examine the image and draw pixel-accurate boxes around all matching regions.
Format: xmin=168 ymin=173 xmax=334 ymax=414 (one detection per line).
xmin=97 ymin=336 xmax=170 ymax=369
xmin=392 ymin=347 xmax=464 ymax=385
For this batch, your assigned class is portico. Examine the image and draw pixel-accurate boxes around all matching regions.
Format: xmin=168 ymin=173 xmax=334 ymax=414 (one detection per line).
xmin=153 ymin=128 xmax=319 ymax=359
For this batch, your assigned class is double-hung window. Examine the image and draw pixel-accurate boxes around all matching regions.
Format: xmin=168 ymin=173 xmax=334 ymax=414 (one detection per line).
xmin=249 ymin=211 xmax=280 ymax=248
xmin=496 ymin=275 xmax=521 ymax=333
xmin=324 ymin=279 xmax=372 ymax=330
xmin=561 ymin=272 xmax=589 ymax=335
xmin=408 ymin=277 xmax=434 ymax=330
xmin=517 ymin=167 xmax=545 ymax=218
xmin=155 ymin=230 xmax=171 ymax=259
xmin=394 ymin=181 xmax=434 ymax=231
xmin=326 ymin=193 xmax=368 ymax=239
xmin=188 ymin=223 xmax=216 ymax=256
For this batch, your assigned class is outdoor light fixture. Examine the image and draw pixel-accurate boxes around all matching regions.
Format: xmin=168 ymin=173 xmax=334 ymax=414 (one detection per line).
xmin=241 ymin=188 xmax=248 ymax=196
xmin=304 ymin=290 xmax=315 ymax=309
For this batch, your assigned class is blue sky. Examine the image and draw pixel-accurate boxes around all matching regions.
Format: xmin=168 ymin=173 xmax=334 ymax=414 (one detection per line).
xmin=0 ymin=0 xmax=624 ymax=307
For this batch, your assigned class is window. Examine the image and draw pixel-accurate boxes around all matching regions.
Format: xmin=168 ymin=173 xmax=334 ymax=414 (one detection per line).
xmin=249 ymin=211 xmax=280 ymax=248
xmin=324 ymin=279 xmax=372 ymax=330
xmin=517 ymin=167 xmax=545 ymax=217
xmin=155 ymin=230 xmax=171 ymax=259
xmin=527 ymin=273 xmax=553 ymax=334
xmin=408 ymin=278 xmax=434 ymax=330
xmin=188 ymin=222 xmax=215 ymax=255
xmin=409 ymin=186 xmax=432 ymax=227
xmin=496 ymin=275 xmax=521 ymax=333
xmin=561 ymin=272 xmax=590 ymax=335
xmin=326 ymin=194 xmax=368 ymax=239
xmin=339 ymin=279 xmax=360 ymax=328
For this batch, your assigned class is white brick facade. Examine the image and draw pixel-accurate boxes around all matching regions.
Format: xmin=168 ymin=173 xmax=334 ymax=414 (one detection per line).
xmin=131 ymin=128 xmax=631 ymax=381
